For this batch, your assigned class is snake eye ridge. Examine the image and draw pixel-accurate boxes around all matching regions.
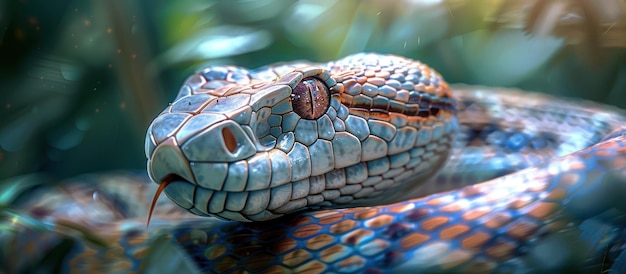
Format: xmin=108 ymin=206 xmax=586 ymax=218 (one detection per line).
xmin=291 ymin=77 xmax=330 ymax=120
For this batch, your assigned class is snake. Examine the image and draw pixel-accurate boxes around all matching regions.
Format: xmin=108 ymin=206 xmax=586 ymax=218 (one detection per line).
xmin=4 ymin=53 xmax=626 ymax=273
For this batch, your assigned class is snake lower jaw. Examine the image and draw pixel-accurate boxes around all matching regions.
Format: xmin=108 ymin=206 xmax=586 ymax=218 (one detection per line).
xmin=148 ymin=138 xmax=455 ymax=223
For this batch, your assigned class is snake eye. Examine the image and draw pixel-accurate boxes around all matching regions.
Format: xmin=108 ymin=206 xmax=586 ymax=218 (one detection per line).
xmin=291 ymin=77 xmax=330 ymax=120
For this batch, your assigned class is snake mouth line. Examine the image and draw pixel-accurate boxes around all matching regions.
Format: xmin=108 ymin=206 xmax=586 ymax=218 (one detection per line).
xmin=144 ymin=53 xmax=461 ymax=223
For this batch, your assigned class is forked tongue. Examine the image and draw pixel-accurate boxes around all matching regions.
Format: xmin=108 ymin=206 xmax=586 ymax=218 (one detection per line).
xmin=146 ymin=175 xmax=175 ymax=229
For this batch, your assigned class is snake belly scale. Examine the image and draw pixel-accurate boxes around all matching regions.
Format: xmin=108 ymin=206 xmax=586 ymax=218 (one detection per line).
xmin=5 ymin=53 xmax=626 ymax=273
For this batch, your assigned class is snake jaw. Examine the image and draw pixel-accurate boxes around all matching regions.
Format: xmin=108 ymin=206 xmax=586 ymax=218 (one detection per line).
xmin=145 ymin=53 xmax=458 ymax=222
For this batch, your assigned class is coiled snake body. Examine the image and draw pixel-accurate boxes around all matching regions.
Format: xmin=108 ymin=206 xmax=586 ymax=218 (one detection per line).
xmin=5 ymin=53 xmax=626 ymax=273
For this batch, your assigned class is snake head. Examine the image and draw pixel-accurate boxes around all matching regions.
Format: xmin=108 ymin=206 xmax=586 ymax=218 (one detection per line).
xmin=145 ymin=53 xmax=457 ymax=222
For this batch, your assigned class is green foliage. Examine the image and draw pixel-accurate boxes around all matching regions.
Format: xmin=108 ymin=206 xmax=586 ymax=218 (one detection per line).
xmin=0 ymin=0 xmax=625 ymax=180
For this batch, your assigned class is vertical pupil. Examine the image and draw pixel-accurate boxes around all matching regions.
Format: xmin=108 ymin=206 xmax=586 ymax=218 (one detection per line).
xmin=292 ymin=77 xmax=330 ymax=120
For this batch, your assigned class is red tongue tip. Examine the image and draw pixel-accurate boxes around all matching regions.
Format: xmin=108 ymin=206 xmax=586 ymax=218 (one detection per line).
xmin=146 ymin=176 xmax=173 ymax=230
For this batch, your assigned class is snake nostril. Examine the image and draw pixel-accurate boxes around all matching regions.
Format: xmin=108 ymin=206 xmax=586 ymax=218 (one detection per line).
xmin=222 ymin=127 xmax=238 ymax=153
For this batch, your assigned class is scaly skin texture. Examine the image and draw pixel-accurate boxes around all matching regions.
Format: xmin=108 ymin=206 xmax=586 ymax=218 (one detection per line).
xmin=145 ymin=53 xmax=457 ymax=222
xmin=2 ymin=54 xmax=626 ymax=273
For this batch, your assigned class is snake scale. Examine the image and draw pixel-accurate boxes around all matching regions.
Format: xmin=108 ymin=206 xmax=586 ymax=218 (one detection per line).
xmin=4 ymin=53 xmax=626 ymax=273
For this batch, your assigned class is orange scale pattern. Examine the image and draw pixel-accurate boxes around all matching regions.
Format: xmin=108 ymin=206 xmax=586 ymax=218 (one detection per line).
xmin=164 ymin=134 xmax=626 ymax=273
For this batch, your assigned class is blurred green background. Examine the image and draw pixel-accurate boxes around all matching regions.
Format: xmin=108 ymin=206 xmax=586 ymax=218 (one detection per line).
xmin=1 ymin=0 xmax=626 ymax=181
